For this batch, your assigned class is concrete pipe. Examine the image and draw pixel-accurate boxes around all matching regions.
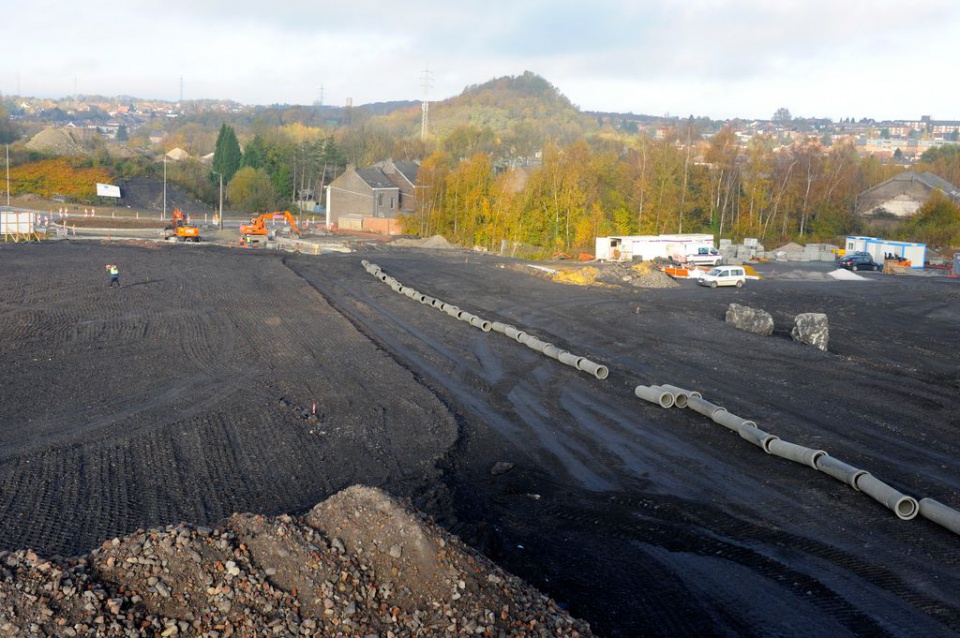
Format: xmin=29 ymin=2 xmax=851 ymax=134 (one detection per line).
xmin=578 ymin=358 xmax=609 ymax=380
xmin=660 ymin=383 xmax=703 ymax=407
xmin=766 ymin=439 xmax=826 ymax=469
xmin=634 ymin=385 xmax=675 ymax=408
xmin=419 ymin=295 xmax=435 ymax=306
xmin=379 ymin=273 xmax=389 ymax=282
xmin=557 ymin=351 xmax=584 ymax=369
xmin=491 ymin=321 xmax=510 ymax=334
xmin=542 ymin=344 xmax=566 ymax=360
xmin=658 ymin=384 xmax=702 ymax=408
xmin=854 ymin=473 xmax=919 ymax=520
xmin=713 ymin=411 xmax=757 ymax=433
xmin=361 ymin=259 xmax=370 ymax=268
xmin=390 ymin=282 xmax=403 ymax=293
xmin=402 ymin=287 xmax=419 ymax=299
xmin=686 ymin=396 xmax=726 ymax=419
xmin=431 ymin=298 xmax=444 ymax=308
xmin=919 ymin=498 xmax=960 ymax=536
xmin=815 ymin=455 xmax=868 ymax=490
xmin=522 ymin=336 xmax=550 ymax=353
xmin=443 ymin=305 xmax=461 ymax=318
xmin=469 ymin=316 xmax=493 ymax=332
xmin=457 ymin=310 xmax=477 ymax=323
xmin=737 ymin=423 xmax=779 ymax=453
xmin=502 ymin=325 xmax=522 ymax=340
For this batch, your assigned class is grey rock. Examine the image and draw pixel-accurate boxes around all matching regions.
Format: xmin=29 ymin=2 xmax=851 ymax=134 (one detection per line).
xmin=725 ymin=303 xmax=774 ymax=336
xmin=792 ymin=313 xmax=829 ymax=351
xmin=490 ymin=461 xmax=515 ymax=476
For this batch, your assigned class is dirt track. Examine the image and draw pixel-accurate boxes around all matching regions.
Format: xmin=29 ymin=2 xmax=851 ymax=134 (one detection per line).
xmin=1 ymin=240 xmax=959 ymax=637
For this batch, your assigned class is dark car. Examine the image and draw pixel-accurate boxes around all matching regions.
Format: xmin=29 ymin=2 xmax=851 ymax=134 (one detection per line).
xmin=838 ymin=253 xmax=882 ymax=271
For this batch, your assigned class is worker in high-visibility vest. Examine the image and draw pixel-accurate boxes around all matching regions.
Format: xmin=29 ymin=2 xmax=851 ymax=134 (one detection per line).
xmin=105 ymin=264 xmax=120 ymax=287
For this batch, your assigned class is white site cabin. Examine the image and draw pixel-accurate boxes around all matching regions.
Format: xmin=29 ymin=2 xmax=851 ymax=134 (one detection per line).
xmin=596 ymin=234 xmax=718 ymax=263
xmin=844 ymin=236 xmax=925 ymax=269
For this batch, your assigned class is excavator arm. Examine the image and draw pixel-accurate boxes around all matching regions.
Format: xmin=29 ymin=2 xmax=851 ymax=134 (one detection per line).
xmin=240 ymin=211 xmax=299 ymax=242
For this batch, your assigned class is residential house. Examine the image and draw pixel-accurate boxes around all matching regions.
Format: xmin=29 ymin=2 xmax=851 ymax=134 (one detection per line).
xmin=857 ymin=172 xmax=960 ymax=219
xmin=372 ymin=159 xmax=420 ymax=214
xmin=325 ymin=160 xmax=420 ymax=234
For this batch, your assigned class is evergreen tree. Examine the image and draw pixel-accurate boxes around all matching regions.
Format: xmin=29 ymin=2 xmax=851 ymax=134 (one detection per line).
xmin=212 ymin=123 xmax=242 ymax=183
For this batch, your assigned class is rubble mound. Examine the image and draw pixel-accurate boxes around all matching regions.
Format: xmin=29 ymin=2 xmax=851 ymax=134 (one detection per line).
xmin=0 ymin=486 xmax=593 ymax=637
xmin=553 ymin=261 xmax=679 ymax=289
xmin=25 ymin=128 xmax=87 ymax=155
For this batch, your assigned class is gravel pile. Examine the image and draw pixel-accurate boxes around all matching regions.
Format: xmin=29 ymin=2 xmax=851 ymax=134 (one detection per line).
xmin=0 ymin=486 xmax=592 ymax=637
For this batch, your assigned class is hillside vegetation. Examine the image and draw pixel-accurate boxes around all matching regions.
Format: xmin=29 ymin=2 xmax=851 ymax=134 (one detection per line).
xmin=5 ymin=72 xmax=960 ymax=254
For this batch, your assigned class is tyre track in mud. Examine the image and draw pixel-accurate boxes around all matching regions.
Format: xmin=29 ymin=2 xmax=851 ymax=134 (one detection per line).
xmin=2 ymin=243 xmax=958 ymax=637
xmin=0 ymin=243 xmax=458 ymax=560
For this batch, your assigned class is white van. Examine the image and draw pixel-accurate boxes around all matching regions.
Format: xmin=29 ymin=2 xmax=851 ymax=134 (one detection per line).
xmin=685 ymin=246 xmax=723 ymax=266
xmin=697 ymin=266 xmax=746 ymax=288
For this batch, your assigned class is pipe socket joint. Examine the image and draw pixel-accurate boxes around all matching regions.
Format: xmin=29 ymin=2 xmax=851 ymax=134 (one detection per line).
xmin=469 ymin=316 xmax=492 ymax=331
xmin=737 ymin=423 xmax=779 ymax=453
xmin=686 ymin=396 xmax=725 ymax=419
xmin=542 ymin=344 xmax=566 ymax=360
xmin=815 ymin=455 xmax=868 ymax=490
xmin=766 ymin=439 xmax=827 ymax=469
xmin=634 ymin=385 xmax=675 ymax=408
xmin=558 ymin=351 xmax=584 ymax=369
xmin=578 ymin=358 xmax=609 ymax=380
xmin=713 ymin=411 xmax=756 ymax=432
xmin=855 ymin=473 xmax=919 ymax=520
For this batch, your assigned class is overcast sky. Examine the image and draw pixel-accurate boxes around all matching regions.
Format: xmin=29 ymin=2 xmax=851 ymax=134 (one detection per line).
xmin=5 ymin=0 xmax=957 ymax=122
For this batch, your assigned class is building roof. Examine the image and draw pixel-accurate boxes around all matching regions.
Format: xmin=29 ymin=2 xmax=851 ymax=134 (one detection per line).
xmin=356 ymin=167 xmax=398 ymax=189
xmin=390 ymin=160 xmax=420 ymax=187
xmin=860 ymin=171 xmax=960 ymax=200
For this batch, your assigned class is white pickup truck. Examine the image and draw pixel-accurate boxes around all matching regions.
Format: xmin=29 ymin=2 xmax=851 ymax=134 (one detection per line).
xmin=684 ymin=246 xmax=723 ymax=266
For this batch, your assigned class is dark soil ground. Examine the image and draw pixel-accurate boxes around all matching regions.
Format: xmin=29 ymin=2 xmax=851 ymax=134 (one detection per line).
xmin=1 ymin=238 xmax=959 ymax=637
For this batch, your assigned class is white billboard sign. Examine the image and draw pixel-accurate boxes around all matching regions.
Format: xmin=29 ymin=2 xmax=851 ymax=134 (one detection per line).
xmin=1 ymin=211 xmax=34 ymax=234
xmin=96 ymin=183 xmax=121 ymax=198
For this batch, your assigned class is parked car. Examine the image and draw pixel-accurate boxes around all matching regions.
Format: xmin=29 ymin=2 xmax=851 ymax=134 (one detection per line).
xmin=838 ymin=253 xmax=882 ymax=271
xmin=697 ymin=266 xmax=746 ymax=288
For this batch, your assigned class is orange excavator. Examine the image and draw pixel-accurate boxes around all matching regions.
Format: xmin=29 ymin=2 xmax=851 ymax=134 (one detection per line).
xmin=163 ymin=209 xmax=200 ymax=242
xmin=240 ymin=210 xmax=300 ymax=244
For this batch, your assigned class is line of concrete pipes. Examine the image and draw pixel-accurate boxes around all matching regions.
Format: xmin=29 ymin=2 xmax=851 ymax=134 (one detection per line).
xmin=360 ymin=260 xmax=958 ymax=537
xmin=634 ymin=383 xmax=960 ymax=536
xmin=360 ymin=260 xmax=609 ymax=379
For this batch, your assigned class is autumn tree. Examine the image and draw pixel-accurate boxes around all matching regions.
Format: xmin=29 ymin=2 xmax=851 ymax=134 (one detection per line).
xmin=897 ymin=190 xmax=960 ymax=247
xmin=226 ymin=166 xmax=278 ymax=212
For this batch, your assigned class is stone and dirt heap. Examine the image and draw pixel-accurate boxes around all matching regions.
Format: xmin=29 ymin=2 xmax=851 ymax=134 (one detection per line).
xmin=0 ymin=486 xmax=592 ymax=637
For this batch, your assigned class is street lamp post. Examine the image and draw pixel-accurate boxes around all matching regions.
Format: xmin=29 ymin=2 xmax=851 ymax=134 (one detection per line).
xmin=213 ymin=171 xmax=224 ymax=230
xmin=162 ymin=155 xmax=167 ymax=221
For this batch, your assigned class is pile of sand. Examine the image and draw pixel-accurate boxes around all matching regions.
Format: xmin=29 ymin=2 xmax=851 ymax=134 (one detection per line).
xmin=391 ymin=234 xmax=458 ymax=250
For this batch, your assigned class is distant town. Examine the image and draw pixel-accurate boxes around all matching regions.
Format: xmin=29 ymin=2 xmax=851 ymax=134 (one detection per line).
xmin=4 ymin=93 xmax=958 ymax=164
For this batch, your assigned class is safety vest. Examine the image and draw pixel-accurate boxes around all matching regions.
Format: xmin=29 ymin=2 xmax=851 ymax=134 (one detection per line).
xmin=108 ymin=266 xmax=119 ymax=276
